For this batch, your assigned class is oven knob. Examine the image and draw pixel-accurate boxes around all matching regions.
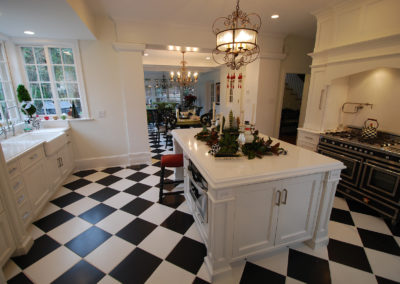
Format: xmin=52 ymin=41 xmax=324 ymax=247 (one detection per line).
xmin=359 ymin=149 xmax=362 ymax=152
xmin=344 ymin=145 xmax=348 ymax=148
xmin=340 ymin=144 xmax=343 ymax=147
xmin=354 ymin=147 xmax=357 ymax=150
xmin=332 ymin=141 xmax=335 ymax=145
xmin=386 ymin=156 xmax=390 ymax=159
xmin=370 ymin=152 xmax=374 ymax=155
xmin=364 ymin=150 xmax=368 ymax=153
xmin=349 ymin=146 xmax=352 ymax=149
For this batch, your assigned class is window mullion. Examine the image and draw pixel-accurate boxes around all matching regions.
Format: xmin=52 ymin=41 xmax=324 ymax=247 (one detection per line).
xmin=45 ymin=46 xmax=61 ymax=116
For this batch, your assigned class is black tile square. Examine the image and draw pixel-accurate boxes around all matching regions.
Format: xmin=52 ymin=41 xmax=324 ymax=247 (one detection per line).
xmin=116 ymin=218 xmax=157 ymax=245
xmin=330 ymin=207 xmax=355 ymax=226
xmin=152 ymin=161 xmax=162 ymax=167
xmin=166 ymin=236 xmax=206 ymax=274
xmin=287 ymin=248 xmax=331 ymax=284
xmin=73 ymin=169 xmax=97 ymax=178
xmin=96 ymin=175 xmax=122 ymax=186
xmin=89 ymin=187 xmax=119 ymax=202
xmin=384 ymin=220 xmax=400 ymax=237
xmin=110 ymin=248 xmax=162 ymax=283
xmin=128 ymin=164 xmax=148 ymax=171
xmin=358 ymin=228 xmax=400 ymax=256
xmin=126 ymin=172 xmax=150 ymax=182
xmin=12 ymin=235 xmax=60 ymax=269
xmin=159 ymin=194 xmax=185 ymax=209
xmin=376 ymin=275 xmax=400 ymax=284
xmin=151 ymin=149 xmax=166 ymax=154
xmin=161 ymin=210 xmax=194 ymax=234
xmin=52 ymin=260 xmax=105 ymax=284
xmin=51 ymin=192 xmax=84 ymax=208
xmin=193 ymin=277 xmax=210 ymax=284
xmin=102 ymin=166 xmax=124 ymax=174
xmin=327 ymin=238 xmax=372 ymax=273
xmin=120 ymin=198 xmax=153 ymax=216
xmin=63 ymin=178 xmax=92 ymax=190
xmin=124 ymin=183 xmax=151 ymax=196
xmin=7 ymin=273 xmax=33 ymax=284
xmin=65 ymin=226 xmax=111 ymax=257
xmin=153 ymin=169 xmax=174 ymax=177
xmin=240 ymin=262 xmax=285 ymax=284
xmin=152 ymin=154 xmax=163 ymax=160
xmin=33 ymin=210 xmax=74 ymax=232
xmin=79 ymin=203 xmax=116 ymax=224
xmin=346 ymin=198 xmax=381 ymax=217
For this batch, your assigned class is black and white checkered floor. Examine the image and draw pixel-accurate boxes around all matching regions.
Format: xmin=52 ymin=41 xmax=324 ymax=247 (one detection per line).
xmin=3 ymin=128 xmax=400 ymax=283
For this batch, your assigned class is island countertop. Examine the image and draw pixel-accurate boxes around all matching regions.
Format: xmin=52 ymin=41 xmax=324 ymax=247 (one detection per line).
xmin=172 ymin=128 xmax=345 ymax=189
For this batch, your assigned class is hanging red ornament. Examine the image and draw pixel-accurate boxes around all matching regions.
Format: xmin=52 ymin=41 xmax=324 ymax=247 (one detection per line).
xmin=231 ymin=73 xmax=236 ymax=89
xmin=238 ymin=73 xmax=243 ymax=89
xmin=227 ymin=74 xmax=230 ymax=89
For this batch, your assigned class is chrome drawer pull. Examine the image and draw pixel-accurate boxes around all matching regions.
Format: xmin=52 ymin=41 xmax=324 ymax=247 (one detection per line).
xmin=30 ymin=153 xmax=38 ymax=160
xmin=282 ymin=189 xmax=288 ymax=205
xmin=275 ymin=190 xmax=281 ymax=206
xmin=9 ymin=167 xmax=17 ymax=175
xmin=17 ymin=195 xmax=25 ymax=204
xmin=13 ymin=182 xmax=20 ymax=190
xmin=22 ymin=212 xmax=30 ymax=220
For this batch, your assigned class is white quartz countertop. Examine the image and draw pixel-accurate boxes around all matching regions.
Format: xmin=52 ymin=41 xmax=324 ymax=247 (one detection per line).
xmin=172 ymin=128 xmax=345 ymax=189
xmin=1 ymin=127 xmax=69 ymax=163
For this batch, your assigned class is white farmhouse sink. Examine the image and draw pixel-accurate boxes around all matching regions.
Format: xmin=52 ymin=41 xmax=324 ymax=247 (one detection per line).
xmin=1 ymin=129 xmax=68 ymax=161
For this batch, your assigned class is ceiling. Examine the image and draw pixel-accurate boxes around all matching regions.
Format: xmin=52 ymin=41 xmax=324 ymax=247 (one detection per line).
xmin=0 ymin=0 xmax=95 ymax=39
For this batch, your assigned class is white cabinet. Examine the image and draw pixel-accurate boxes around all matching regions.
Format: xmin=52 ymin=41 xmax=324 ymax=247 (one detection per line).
xmin=24 ymin=159 xmax=49 ymax=216
xmin=233 ymin=174 xmax=321 ymax=258
xmin=46 ymin=142 xmax=74 ymax=190
xmin=0 ymin=199 xmax=15 ymax=266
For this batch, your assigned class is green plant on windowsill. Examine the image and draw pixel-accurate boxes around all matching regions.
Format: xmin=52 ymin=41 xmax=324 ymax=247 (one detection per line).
xmin=16 ymin=84 xmax=36 ymax=117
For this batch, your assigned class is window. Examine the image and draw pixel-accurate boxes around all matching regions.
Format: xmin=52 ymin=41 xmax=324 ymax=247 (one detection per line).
xmin=20 ymin=45 xmax=85 ymax=117
xmin=0 ymin=42 xmax=19 ymax=123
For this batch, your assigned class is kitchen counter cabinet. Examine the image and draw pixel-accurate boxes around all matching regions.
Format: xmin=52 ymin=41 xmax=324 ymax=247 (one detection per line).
xmin=172 ymin=128 xmax=344 ymax=280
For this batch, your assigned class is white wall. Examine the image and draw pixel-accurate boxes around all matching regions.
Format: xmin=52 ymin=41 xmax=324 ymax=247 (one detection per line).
xmin=196 ymin=69 xmax=220 ymax=113
xmin=343 ymin=68 xmax=400 ymax=134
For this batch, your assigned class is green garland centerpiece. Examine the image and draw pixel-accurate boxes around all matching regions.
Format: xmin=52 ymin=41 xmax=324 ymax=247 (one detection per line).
xmin=241 ymin=131 xmax=287 ymax=159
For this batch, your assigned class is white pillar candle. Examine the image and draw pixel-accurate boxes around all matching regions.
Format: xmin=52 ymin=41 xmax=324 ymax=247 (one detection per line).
xmin=251 ymin=104 xmax=255 ymax=125
xmin=212 ymin=102 xmax=216 ymax=121
xmin=219 ymin=115 xmax=223 ymax=135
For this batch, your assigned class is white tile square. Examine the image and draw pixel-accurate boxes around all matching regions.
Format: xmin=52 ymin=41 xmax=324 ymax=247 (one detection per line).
xmin=96 ymin=210 xmax=136 ymax=234
xmin=85 ymin=236 xmax=135 ymax=273
xmin=185 ymin=224 xmax=204 ymax=244
xmin=140 ymin=165 xmax=161 ymax=175
xmin=47 ymin=217 xmax=92 ymax=244
xmin=248 ymin=247 xmax=289 ymax=276
xmin=329 ymin=261 xmax=377 ymax=284
xmin=3 ymin=260 xmax=21 ymax=281
xmin=365 ymin=248 xmax=400 ymax=282
xmin=145 ymin=261 xmax=195 ymax=284
xmin=328 ymin=221 xmax=363 ymax=246
xmin=139 ymin=187 xmax=159 ymax=202
xmin=97 ymin=275 xmax=121 ymax=284
xmin=34 ymin=203 xmax=60 ymax=221
xmin=140 ymin=175 xmax=160 ymax=187
xmin=333 ymin=197 xmax=349 ymax=211
xmin=84 ymin=171 xmax=110 ymax=182
xmin=139 ymin=203 xmax=174 ymax=225
xmin=75 ymin=183 xmax=105 ymax=196
xmin=350 ymin=211 xmax=392 ymax=235
xmin=103 ymin=192 xmax=135 ymax=209
xmin=64 ymin=174 xmax=80 ymax=184
xmin=176 ymin=200 xmax=191 ymax=214
xmin=289 ymin=242 xmax=329 ymax=260
xmin=138 ymin=226 xmax=182 ymax=259
xmin=113 ymin=168 xmax=136 ymax=178
xmin=51 ymin=187 xmax=73 ymax=200
xmin=26 ymin=224 xmax=45 ymax=240
xmin=24 ymin=246 xmax=80 ymax=283
xmin=63 ymin=197 xmax=99 ymax=216
xmin=285 ymin=277 xmax=306 ymax=284
xmin=109 ymin=179 xmax=136 ymax=191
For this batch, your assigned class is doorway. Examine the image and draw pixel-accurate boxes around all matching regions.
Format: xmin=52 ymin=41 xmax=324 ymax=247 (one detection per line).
xmin=278 ymin=73 xmax=307 ymax=145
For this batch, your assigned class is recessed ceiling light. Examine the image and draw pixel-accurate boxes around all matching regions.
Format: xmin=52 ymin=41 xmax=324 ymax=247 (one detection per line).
xmin=206 ymin=56 xmax=211 ymax=60
xmin=192 ymin=47 xmax=199 ymax=52
xmin=144 ymin=53 xmax=149 ymax=56
xmin=24 ymin=30 xmax=35 ymax=35
xmin=271 ymin=14 xmax=279 ymax=19
xmin=168 ymin=45 xmax=174 ymax=50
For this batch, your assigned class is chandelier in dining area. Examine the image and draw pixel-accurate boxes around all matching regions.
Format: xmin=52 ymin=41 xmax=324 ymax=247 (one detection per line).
xmin=212 ymin=0 xmax=261 ymax=70
xmin=170 ymin=51 xmax=198 ymax=87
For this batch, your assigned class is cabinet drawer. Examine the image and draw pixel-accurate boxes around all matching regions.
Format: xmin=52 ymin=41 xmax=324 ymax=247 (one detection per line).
xmin=14 ymin=192 xmax=28 ymax=208
xmin=18 ymin=201 xmax=32 ymax=226
xmin=20 ymin=147 xmax=44 ymax=170
xmin=10 ymin=176 xmax=24 ymax=195
xmin=298 ymin=132 xmax=320 ymax=144
xmin=0 ymin=198 xmax=4 ymax=213
xmin=297 ymin=141 xmax=317 ymax=152
xmin=7 ymin=161 xmax=20 ymax=178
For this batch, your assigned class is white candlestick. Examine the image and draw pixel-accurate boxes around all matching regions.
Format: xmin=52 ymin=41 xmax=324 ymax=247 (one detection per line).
xmin=219 ymin=115 xmax=223 ymax=135
xmin=251 ymin=104 xmax=255 ymax=125
xmin=240 ymin=110 xmax=244 ymax=125
xmin=212 ymin=102 xmax=216 ymax=121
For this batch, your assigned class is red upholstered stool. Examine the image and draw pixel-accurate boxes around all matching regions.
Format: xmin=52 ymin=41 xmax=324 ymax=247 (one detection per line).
xmin=159 ymin=154 xmax=184 ymax=203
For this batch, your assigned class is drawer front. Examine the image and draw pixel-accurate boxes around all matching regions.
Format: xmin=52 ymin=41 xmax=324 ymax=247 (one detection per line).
xmin=14 ymin=192 xmax=28 ymax=208
xmin=7 ymin=161 xmax=20 ymax=178
xmin=18 ymin=201 xmax=32 ymax=226
xmin=20 ymin=147 xmax=44 ymax=170
xmin=0 ymin=198 xmax=4 ymax=213
xmin=10 ymin=176 xmax=24 ymax=195
xmin=297 ymin=141 xmax=317 ymax=152
xmin=297 ymin=131 xmax=320 ymax=144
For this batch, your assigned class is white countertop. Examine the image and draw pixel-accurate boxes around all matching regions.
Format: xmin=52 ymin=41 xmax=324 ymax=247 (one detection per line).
xmin=172 ymin=128 xmax=345 ymax=189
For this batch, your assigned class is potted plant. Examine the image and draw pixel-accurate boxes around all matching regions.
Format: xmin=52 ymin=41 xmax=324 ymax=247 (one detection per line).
xmin=16 ymin=84 xmax=36 ymax=117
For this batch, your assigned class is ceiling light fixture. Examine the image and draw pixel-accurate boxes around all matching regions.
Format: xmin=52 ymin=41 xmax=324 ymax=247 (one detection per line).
xmin=271 ymin=14 xmax=279 ymax=19
xmin=212 ymin=0 xmax=261 ymax=70
xmin=206 ymin=56 xmax=211 ymax=60
xmin=170 ymin=51 xmax=198 ymax=87
xmin=144 ymin=53 xmax=149 ymax=56
xmin=24 ymin=30 xmax=35 ymax=35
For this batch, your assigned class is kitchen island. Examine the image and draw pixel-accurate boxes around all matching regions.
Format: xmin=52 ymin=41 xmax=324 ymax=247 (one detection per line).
xmin=171 ymin=128 xmax=345 ymax=280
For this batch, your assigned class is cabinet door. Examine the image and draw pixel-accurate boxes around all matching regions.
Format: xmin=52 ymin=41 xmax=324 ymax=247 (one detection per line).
xmin=232 ymin=182 xmax=279 ymax=258
xmin=47 ymin=154 xmax=62 ymax=189
xmin=0 ymin=212 xmax=15 ymax=266
xmin=274 ymin=175 xmax=321 ymax=246
xmin=24 ymin=159 xmax=49 ymax=215
xmin=59 ymin=144 xmax=73 ymax=178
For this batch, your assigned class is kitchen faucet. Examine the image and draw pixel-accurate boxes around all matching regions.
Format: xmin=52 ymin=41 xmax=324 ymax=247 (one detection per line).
xmin=0 ymin=105 xmax=17 ymax=139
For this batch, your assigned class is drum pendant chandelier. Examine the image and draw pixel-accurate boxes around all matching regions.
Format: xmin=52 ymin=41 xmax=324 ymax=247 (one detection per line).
xmin=212 ymin=0 xmax=261 ymax=70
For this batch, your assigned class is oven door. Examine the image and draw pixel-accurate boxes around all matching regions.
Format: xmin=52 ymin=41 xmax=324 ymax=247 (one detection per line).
xmin=318 ymin=145 xmax=363 ymax=187
xmin=360 ymin=159 xmax=400 ymax=204
xmin=189 ymin=180 xmax=208 ymax=223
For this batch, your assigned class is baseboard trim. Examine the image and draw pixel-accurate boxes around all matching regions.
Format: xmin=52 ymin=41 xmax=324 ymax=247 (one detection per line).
xmin=75 ymin=152 xmax=152 ymax=170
